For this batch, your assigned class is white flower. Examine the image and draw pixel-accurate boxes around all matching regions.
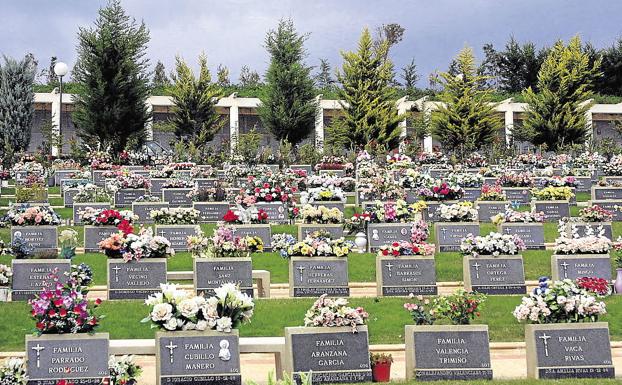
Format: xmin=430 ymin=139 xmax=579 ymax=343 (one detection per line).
xmin=145 ymin=292 xmax=163 ymax=306
xmin=151 ymin=303 xmax=173 ymax=321
xmin=163 ymin=317 xmax=179 ymax=331
xmin=178 ymin=298 xmax=199 ymax=318
xmin=196 ymin=320 xmax=208 ymax=331
xmin=216 ymin=317 xmax=233 ymax=333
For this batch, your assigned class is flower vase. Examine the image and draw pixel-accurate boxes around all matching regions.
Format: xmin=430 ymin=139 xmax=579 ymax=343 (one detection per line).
xmin=0 ymin=287 xmax=9 ymax=302
xmin=355 ymin=232 xmax=367 ymax=253
xmin=372 ymin=362 xmax=391 ymax=382
xmin=615 ymin=268 xmax=622 ymax=295
xmin=60 ymin=246 xmax=76 ymax=259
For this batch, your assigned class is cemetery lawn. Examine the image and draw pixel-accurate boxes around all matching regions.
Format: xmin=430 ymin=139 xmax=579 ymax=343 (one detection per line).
xmin=0 ymin=296 xmax=621 ymax=351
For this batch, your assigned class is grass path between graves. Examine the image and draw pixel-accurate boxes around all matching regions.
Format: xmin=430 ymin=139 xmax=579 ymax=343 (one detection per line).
xmin=0 ymin=296 xmax=621 ymax=351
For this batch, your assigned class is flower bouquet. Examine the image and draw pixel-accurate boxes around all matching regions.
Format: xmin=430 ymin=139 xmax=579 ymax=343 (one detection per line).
xmin=491 ymin=208 xmax=545 ymax=225
xmin=579 ymin=205 xmax=613 ymax=222
xmin=603 ymin=155 xmax=622 ymax=176
xmin=307 ymin=175 xmax=355 ymax=192
xmin=59 ymin=229 xmax=79 ymax=259
xmin=530 ymin=186 xmax=574 ymax=201
xmin=235 ymin=178 xmax=295 ymax=206
xmin=540 ymin=175 xmax=578 ymax=188
xmin=186 ymin=186 xmax=227 ymax=202
xmin=150 ymin=207 xmax=200 ymax=225
xmin=437 ymin=201 xmax=478 ymax=222
xmin=417 ymin=180 xmax=463 ymax=201
xmin=415 ymin=151 xmax=448 ymax=167
xmin=162 ymin=179 xmax=194 ymax=189
xmin=275 ymin=230 xmax=353 ymax=258
xmin=72 ymin=184 xmax=111 ymax=203
xmin=188 ymin=226 xmax=263 ymax=258
xmin=99 ymin=228 xmax=175 ymax=261
xmin=190 ymin=165 xmax=217 ymax=179
xmin=448 ymin=172 xmax=484 ymax=188
xmin=303 ymin=294 xmax=368 ymax=332
xmin=79 ymin=208 xmax=137 ymax=234
xmin=576 ymin=277 xmax=612 ymax=297
xmin=386 ymin=153 xmax=414 ymax=169
xmin=343 ymin=212 xmax=372 ymax=234
xmin=142 ymin=283 xmax=254 ymax=332
xmin=298 ymin=204 xmax=343 ymax=224
xmin=0 ymin=357 xmax=27 ymax=385
xmin=464 ymin=152 xmax=488 ymax=168
xmin=0 ymin=264 xmax=12 ymax=287
xmin=554 ymin=224 xmax=611 ymax=255
xmin=377 ymin=240 xmax=435 ymax=257
xmin=429 ymin=289 xmax=486 ymax=325
xmin=460 ymin=232 xmax=526 ymax=256
xmin=300 ymin=186 xmax=346 ymax=203
xmin=367 ymin=200 xmax=426 ymax=223
xmin=497 ymin=172 xmax=534 ymax=187
xmin=223 ymin=206 xmax=269 ymax=224
xmin=108 ymin=355 xmax=142 ymax=385
xmin=478 ymin=183 xmax=507 ymax=201
xmin=357 ymin=176 xmax=405 ymax=202
xmin=6 ymin=204 xmax=61 ymax=226
xmin=398 ymin=169 xmax=433 ymax=189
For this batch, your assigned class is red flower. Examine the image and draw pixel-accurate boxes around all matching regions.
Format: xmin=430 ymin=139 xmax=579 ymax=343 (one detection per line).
xmin=117 ymin=220 xmax=133 ymax=235
xmin=392 ymin=242 xmax=399 ymax=247
xmin=95 ymin=298 xmax=102 ymax=305
xmin=223 ymin=210 xmax=239 ymax=222
xmin=59 ymin=309 xmax=67 ymax=317
xmin=432 ymin=186 xmax=439 ymax=193
xmin=412 ymin=245 xmax=420 ymax=253
xmin=264 ymin=194 xmax=273 ymax=201
xmin=48 ymin=309 xmax=57 ymax=317
xmin=382 ymin=249 xmax=389 ymax=256
xmin=36 ymin=322 xmax=45 ymax=330
xmin=392 ymin=250 xmax=400 ymax=256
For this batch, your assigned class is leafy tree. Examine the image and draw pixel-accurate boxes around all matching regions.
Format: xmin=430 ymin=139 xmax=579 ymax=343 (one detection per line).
xmin=216 ymin=64 xmax=231 ymax=87
xmin=337 ymin=28 xmax=403 ymax=150
xmin=0 ymin=55 xmax=36 ymax=163
xmin=596 ymin=37 xmax=622 ymax=96
xmin=152 ymin=60 xmax=169 ymax=88
xmin=520 ymin=37 xmax=602 ymax=151
xmin=38 ymin=56 xmax=59 ymax=86
xmin=431 ymin=47 xmax=503 ymax=158
xmin=258 ymin=19 xmax=318 ymax=145
xmin=375 ymin=23 xmax=405 ymax=51
xmin=72 ymin=0 xmax=152 ymax=154
xmin=315 ymin=58 xmax=334 ymax=90
xmin=485 ymin=37 xmax=548 ymax=93
xmin=401 ymin=59 xmax=419 ymax=95
xmin=169 ymin=54 xmax=223 ymax=147
xmin=239 ymin=65 xmax=261 ymax=87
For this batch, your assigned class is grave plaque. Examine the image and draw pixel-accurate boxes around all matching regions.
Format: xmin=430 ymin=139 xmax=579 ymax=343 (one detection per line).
xmin=194 ymin=202 xmax=231 ymax=223
xmin=551 ymin=254 xmax=612 ymax=281
xmin=26 ymin=333 xmax=110 ymax=385
xmin=92 ymin=170 xmax=107 ymax=186
xmin=230 ymin=224 xmax=272 ymax=249
xmin=405 ymin=325 xmax=493 ymax=380
xmin=591 ymin=187 xmax=622 ymax=200
xmin=285 ymin=326 xmax=372 ymax=383
xmin=132 ymin=202 xmax=169 ymax=224
xmin=255 ymin=202 xmax=288 ymax=224
xmin=573 ymin=176 xmax=592 ymax=193
xmin=289 ymin=257 xmax=349 ymax=297
xmin=73 ymin=203 xmax=111 ymax=224
xmin=310 ymin=201 xmax=346 ymax=212
xmin=483 ymin=177 xmax=497 ymax=185
xmin=367 ymin=223 xmax=414 ymax=251
xmin=463 ymin=255 xmax=526 ymax=295
xmin=476 ymin=201 xmax=508 ymax=223
xmin=297 ymin=224 xmax=343 ymax=241
xmin=108 ymin=258 xmax=167 ymax=299
xmin=162 ymin=188 xmax=193 ymax=208
xmin=54 ymin=169 xmax=83 ymax=185
xmin=404 ymin=189 xmax=419 ymax=204
xmin=84 ymin=225 xmax=119 ymax=252
xmin=423 ymin=200 xmax=459 ymax=222
xmin=11 ymin=226 xmax=58 ymax=253
xmin=195 ymin=178 xmax=220 ymax=188
xmin=503 ymin=188 xmax=531 ymax=205
xmin=156 ymin=330 xmax=241 ymax=385
xmin=59 ymin=179 xmax=90 ymax=192
xmin=532 ymin=201 xmax=570 ymax=222
xmin=376 ymin=255 xmax=437 ymax=296
xmin=435 ymin=222 xmax=480 ymax=252
xmin=11 ymin=260 xmax=71 ymax=301
xmin=589 ymin=200 xmax=622 ymax=221
xmin=526 ymin=323 xmax=615 ymax=379
xmin=462 ymin=188 xmax=482 ymax=201
xmin=319 ymin=169 xmax=345 ymax=177
xmin=289 ymin=164 xmax=313 ymax=175
xmin=150 ymin=179 xmax=171 ymax=194
xmin=564 ymin=222 xmax=612 ymax=241
xmin=155 ymin=225 xmax=199 ymax=251
xmin=115 ymin=189 xmax=148 ymax=207
xmin=63 ymin=188 xmax=79 ymax=208
xmin=499 ymin=223 xmax=545 ymax=249
xmin=194 ymin=258 xmax=253 ymax=297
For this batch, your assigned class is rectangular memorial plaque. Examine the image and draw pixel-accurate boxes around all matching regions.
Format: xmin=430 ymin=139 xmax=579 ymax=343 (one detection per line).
xmin=26 ymin=333 xmax=110 ymax=385
xmin=310 ymin=201 xmax=346 ymax=212
xmin=195 ymin=178 xmax=220 ymax=188
xmin=285 ymin=326 xmax=372 ymax=384
xmin=108 ymin=259 xmax=167 ymax=300
xmin=84 ymin=225 xmax=119 ymax=252
xmin=92 ymin=170 xmax=107 ymax=187
xmin=132 ymin=202 xmax=169 ymax=224
xmin=435 ymin=222 xmax=480 ymax=252
xmin=573 ymin=176 xmax=592 ymax=193
xmin=162 ymin=188 xmax=193 ymax=208
xmin=194 ymin=258 xmax=253 ymax=297
xmin=551 ymin=254 xmax=612 ymax=281
xmin=63 ymin=188 xmax=79 ymax=208
xmin=589 ymin=200 xmax=622 ymax=221
xmin=155 ymin=225 xmax=199 ymax=251
xmin=150 ymin=179 xmax=171 ymax=195
xmin=462 ymin=188 xmax=482 ymax=201
xmin=476 ymin=201 xmax=508 ymax=223
xmin=376 ymin=256 xmax=437 ymax=296
xmin=503 ymin=188 xmax=531 ymax=205
xmin=405 ymin=325 xmax=493 ymax=381
xmin=463 ymin=255 xmax=526 ymax=295
xmin=230 ymin=224 xmax=272 ymax=249
xmin=194 ymin=202 xmax=231 ymax=223
xmin=526 ymin=323 xmax=615 ymax=379
xmin=11 ymin=260 xmax=71 ymax=301
xmin=11 ymin=226 xmax=58 ymax=252
xmin=591 ymin=187 xmax=622 ymax=200
xmin=289 ymin=257 xmax=349 ymax=297
xmin=563 ymin=221 xmax=612 ymax=241
xmin=73 ymin=202 xmax=111 ymax=224
xmin=297 ymin=224 xmax=343 ymax=241
xmin=532 ymin=201 xmax=570 ymax=222
xmin=54 ymin=170 xmax=83 ymax=185
xmin=255 ymin=202 xmax=289 ymax=224
xmin=367 ymin=223 xmax=414 ymax=251
xmin=499 ymin=223 xmax=545 ymax=249
xmin=156 ymin=330 xmax=241 ymax=385
xmin=114 ymin=189 xmax=148 ymax=207
xmin=319 ymin=169 xmax=345 ymax=177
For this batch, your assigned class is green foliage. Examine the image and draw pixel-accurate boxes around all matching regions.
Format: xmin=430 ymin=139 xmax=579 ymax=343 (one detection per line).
xmin=238 ymin=65 xmax=262 ymax=88
xmin=314 ymin=58 xmax=334 ymax=91
xmin=296 ymin=142 xmax=321 ymax=165
xmin=597 ymin=37 xmax=622 ymax=96
xmin=337 ymin=28 xmax=403 ymax=150
xmin=152 ymin=60 xmax=169 ymax=88
xmin=521 ymin=36 xmax=602 ymax=151
xmin=216 ymin=64 xmax=231 ymax=87
xmin=72 ymin=0 xmax=152 ymax=154
xmin=233 ymin=129 xmax=262 ymax=163
xmin=431 ymin=47 xmax=503 ymax=158
xmin=15 ymin=185 xmax=47 ymax=203
xmin=39 ymin=118 xmax=62 ymax=156
xmin=0 ymin=54 xmax=36 ymax=164
xmin=277 ymin=140 xmax=294 ymax=166
xmin=401 ymin=58 xmax=419 ymax=96
xmin=258 ymin=19 xmax=318 ymax=145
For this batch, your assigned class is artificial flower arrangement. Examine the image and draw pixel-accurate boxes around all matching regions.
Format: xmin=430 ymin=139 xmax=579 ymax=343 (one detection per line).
xmin=271 ymin=233 xmax=297 ymax=258
xmin=186 ymin=185 xmax=228 ymax=202
xmin=415 ymin=151 xmax=449 ymax=167
xmin=300 ymin=186 xmax=346 ymax=203
xmin=417 ymin=179 xmax=464 ymax=201
xmin=0 ymin=357 xmax=27 ymax=385
xmin=11 ymin=161 xmax=45 ymax=178
xmin=134 ymin=194 xmax=162 ymax=203
xmin=51 ymin=158 xmax=82 ymax=170
xmin=89 ymin=150 xmax=115 ymax=170
xmin=149 ymin=169 xmax=171 ymax=179
xmin=491 ymin=207 xmax=545 ymax=225
xmin=99 ymin=227 xmax=175 ymax=262
xmin=366 ymin=199 xmax=426 ymax=223
xmin=460 ymin=232 xmax=526 ymax=257
xmin=72 ymin=183 xmax=111 ymax=203
xmin=297 ymin=204 xmax=343 ymax=224
xmin=108 ymin=355 xmax=143 ymax=385
xmin=0 ymin=264 xmax=12 ymax=287
xmin=275 ymin=230 xmax=353 ymax=258
xmin=573 ymin=151 xmax=605 ymax=169
xmin=162 ymin=179 xmax=194 ymax=189
xmin=59 ymin=229 xmax=79 ymax=259
xmin=223 ymin=206 xmax=269 ymax=224
xmin=496 ymin=172 xmax=534 ymax=187
xmin=150 ymin=207 xmax=200 ymax=225
xmin=576 ymin=277 xmax=612 ymax=297
xmin=314 ymin=155 xmax=351 ymax=171
xmin=190 ymin=165 xmax=217 ymax=178
xmin=5 ymin=204 xmax=61 ymax=226
xmin=303 ymin=294 xmax=369 ymax=332
xmin=579 ymin=205 xmax=613 ymax=222
xmin=142 ymin=282 xmax=254 ymax=332
xmin=437 ymin=201 xmax=478 ymax=222
xmin=553 ymin=223 xmax=611 ymax=255
xmin=398 ymin=168 xmax=433 ymax=189
xmin=106 ymin=172 xmax=151 ymax=192
xmin=162 ymin=162 xmax=196 ymax=173
xmin=377 ymin=240 xmax=435 ymax=257
xmin=448 ymin=172 xmax=484 ymax=188
xmin=79 ymin=207 xmax=137 ymax=234
xmin=530 ymin=186 xmax=574 ymax=201
xmin=539 ymin=175 xmax=578 ymax=188
xmin=513 ymin=278 xmax=607 ymax=324
xmin=478 ymin=183 xmax=507 ymax=201
xmin=225 ymin=164 xmax=271 ymax=181
xmin=404 ymin=290 xmax=486 ymax=325
xmin=603 ymin=154 xmax=622 ymax=176
xmin=515 ymin=153 xmax=548 ymax=168
xmin=343 ymin=212 xmax=372 ymax=234
xmin=357 ymin=175 xmax=405 ymax=202
xmin=560 ymin=166 xmax=592 ymax=177
xmin=306 ymin=175 xmax=356 ymax=192
xmin=463 ymin=152 xmax=488 ymax=168
xmin=356 ymin=162 xmax=383 ymax=180
xmin=235 ymin=177 xmax=296 ymax=206
xmin=187 ymin=226 xmax=263 ymax=259
xmin=386 ymin=153 xmax=414 ymax=169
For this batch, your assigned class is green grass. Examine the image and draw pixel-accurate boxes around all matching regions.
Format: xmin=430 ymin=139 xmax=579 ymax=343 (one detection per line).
xmin=0 ymin=296 xmax=620 ymax=351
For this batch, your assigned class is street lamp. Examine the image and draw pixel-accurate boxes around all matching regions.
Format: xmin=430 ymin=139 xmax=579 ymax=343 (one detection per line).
xmin=53 ymin=62 xmax=68 ymax=156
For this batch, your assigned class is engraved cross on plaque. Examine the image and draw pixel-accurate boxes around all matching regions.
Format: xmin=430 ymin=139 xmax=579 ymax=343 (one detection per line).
xmin=560 ymin=262 xmax=570 ymax=278
xmin=538 ymin=333 xmax=551 ymax=357
xmin=472 ymin=262 xmax=481 ymax=279
xmin=159 ymin=230 xmax=167 ymax=237
xmin=111 ymin=266 xmax=122 ymax=283
xmin=385 ymin=262 xmax=394 ymax=278
xmin=504 ymin=227 xmax=511 ymax=234
xmin=165 ymin=341 xmax=177 ymax=364
xmin=297 ymin=265 xmax=305 ymax=282
xmin=440 ymin=227 xmax=447 ymax=238
xmin=31 ymin=344 xmax=45 ymax=368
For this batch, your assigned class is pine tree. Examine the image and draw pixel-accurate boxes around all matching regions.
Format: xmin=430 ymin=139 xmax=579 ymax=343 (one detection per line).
xmin=239 ymin=65 xmax=261 ymax=87
xmin=170 ymin=54 xmax=223 ymax=145
xmin=152 ymin=60 xmax=169 ymax=88
xmin=258 ymin=19 xmax=318 ymax=145
xmin=216 ymin=64 xmax=230 ymax=87
xmin=401 ymin=59 xmax=418 ymax=95
xmin=0 ymin=55 xmax=36 ymax=162
xmin=315 ymin=58 xmax=334 ymax=90
xmin=337 ymin=28 xmax=403 ymax=150
xmin=521 ymin=36 xmax=602 ymax=151
xmin=72 ymin=0 xmax=151 ymax=154
xmin=598 ymin=37 xmax=622 ymax=96
xmin=431 ymin=47 xmax=503 ymax=158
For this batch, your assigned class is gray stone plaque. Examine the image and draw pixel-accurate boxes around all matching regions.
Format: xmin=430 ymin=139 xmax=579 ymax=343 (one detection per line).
xmin=551 ymin=254 xmax=612 ymax=281
xmin=319 ymin=169 xmax=345 ymax=177
xmin=564 ymin=222 xmax=612 ymax=241
xmin=132 ymin=202 xmax=169 ymax=224
xmin=162 ymin=188 xmax=193 ymax=208
xmin=26 ymin=333 xmax=110 ymax=385
xmin=230 ymin=225 xmax=272 ymax=249
xmin=503 ymin=188 xmax=531 ymax=205
xmin=589 ymin=200 xmax=622 ymax=221
xmin=297 ymin=224 xmax=343 ymax=241
xmin=150 ymin=178 xmax=170 ymax=194
xmin=194 ymin=202 xmax=231 ymax=223
xmin=255 ymin=202 xmax=288 ymax=224
xmin=84 ymin=225 xmax=119 ymax=252
xmin=500 ymin=223 xmax=545 ymax=249
xmin=532 ymin=201 xmax=570 ymax=222
xmin=462 ymin=188 xmax=482 ymax=201
xmin=377 ymin=256 xmax=437 ymax=296
xmin=573 ymin=176 xmax=592 ymax=193
xmin=54 ymin=170 xmax=83 ymax=185
xmin=286 ymin=326 xmax=372 ymax=383
xmin=194 ymin=258 xmax=253 ymax=297
xmin=11 ymin=226 xmax=58 ymax=253
xmin=290 ymin=164 xmax=313 ymax=175
xmin=155 ymin=225 xmax=199 ymax=251
xmin=435 ymin=223 xmax=480 ymax=252
xmin=194 ymin=178 xmax=218 ymax=188
xmin=156 ymin=331 xmax=241 ymax=385
xmin=310 ymin=202 xmax=345 ymax=212
xmin=108 ymin=259 xmax=168 ymax=300
xmin=592 ymin=187 xmax=622 ymax=200
xmin=476 ymin=201 xmax=508 ymax=223
xmin=289 ymin=257 xmax=349 ymax=297
xmin=11 ymin=260 xmax=71 ymax=301
xmin=115 ymin=189 xmax=148 ymax=207
xmin=73 ymin=203 xmax=111 ymax=224
xmin=367 ymin=223 xmax=414 ymax=251
xmin=63 ymin=188 xmax=79 ymax=208
xmin=464 ymin=255 xmax=526 ymax=295
xmin=405 ymin=325 xmax=493 ymax=381
xmin=92 ymin=170 xmax=107 ymax=186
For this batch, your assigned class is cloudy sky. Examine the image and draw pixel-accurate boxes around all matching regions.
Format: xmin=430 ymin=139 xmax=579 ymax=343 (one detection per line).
xmin=2 ymin=0 xmax=622 ymax=87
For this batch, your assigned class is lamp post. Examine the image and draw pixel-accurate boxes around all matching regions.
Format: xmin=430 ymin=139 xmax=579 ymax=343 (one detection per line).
xmin=53 ymin=62 xmax=68 ymax=157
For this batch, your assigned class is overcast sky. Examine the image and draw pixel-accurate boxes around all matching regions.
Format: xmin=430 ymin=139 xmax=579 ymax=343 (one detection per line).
xmin=3 ymin=0 xmax=622 ymax=87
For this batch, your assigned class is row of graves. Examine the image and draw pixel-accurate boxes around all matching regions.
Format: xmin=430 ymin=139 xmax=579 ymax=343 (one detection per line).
xmin=0 ymin=150 xmax=620 ymax=383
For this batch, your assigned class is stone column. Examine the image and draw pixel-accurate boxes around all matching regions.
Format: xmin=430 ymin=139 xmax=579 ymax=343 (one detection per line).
xmin=229 ymin=100 xmax=239 ymax=155
xmin=397 ymin=96 xmax=408 ymax=138
xmin=145 ymin=101 xmax=154 ymax=141
xmin=504 ymin=108 xmax=514 ymax=146
xmin=315 ymin=95 xmax=324 ymax=150
xmin=51 ymin=90 xmax=61 ymax=157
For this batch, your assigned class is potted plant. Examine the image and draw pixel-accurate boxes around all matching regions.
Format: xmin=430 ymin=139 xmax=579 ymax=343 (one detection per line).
xmin=0 ymin=264 xmax=12 ymax=302
xmin=370 ymin=352 xmax=393 ymax=382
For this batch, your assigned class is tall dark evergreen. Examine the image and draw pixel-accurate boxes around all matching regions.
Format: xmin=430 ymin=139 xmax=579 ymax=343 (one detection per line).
xmin=315 ymin=58 xmax=334 ymax=90
xmin=596 ymin=38 xmax=622 ymax=96
xmin=152 ymin=60 xmax=169 ymax=88
xmin=401 ymin=59 xmax=419 ymax=95
xmin=72 ymin=0 xmax=151 ymax=154
xmin=258 ymin=19 xmax=318 ymax=145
